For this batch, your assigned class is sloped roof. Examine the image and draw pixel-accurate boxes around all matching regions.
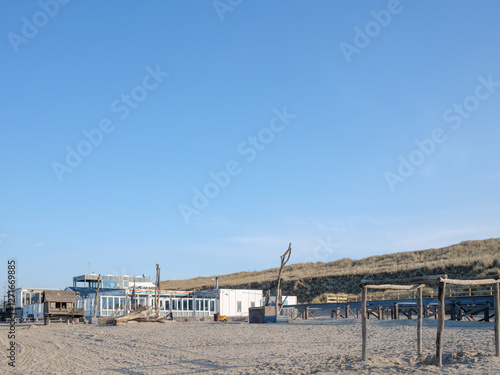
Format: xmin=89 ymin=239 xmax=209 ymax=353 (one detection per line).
xmin=43 ymin=290 xmax=75 ymax=303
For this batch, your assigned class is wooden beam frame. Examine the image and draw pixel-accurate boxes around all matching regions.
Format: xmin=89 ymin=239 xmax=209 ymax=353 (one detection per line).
xmin=363 ymin=284 xmax=422 ymax=290
xmin=361 ymin=286 xmax=367 ymax=361
xmin=436 ymin=281 xmax=446 ymax=367
xmin=360 ymin=276 xmax=500 ymax=368
xmin=439 ymin=278 xmax=499 ymax=286
xmin=417 ymin=285 xmax=423 ymax=355
xmin=361 ymin=274 xmax=446 ymax=285
xmin=495 ymin=282 xmax=500 ymax=357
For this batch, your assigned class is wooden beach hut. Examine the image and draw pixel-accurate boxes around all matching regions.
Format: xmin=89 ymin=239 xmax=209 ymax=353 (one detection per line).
xmin=43 ymin=290 xmax=84 ymax=325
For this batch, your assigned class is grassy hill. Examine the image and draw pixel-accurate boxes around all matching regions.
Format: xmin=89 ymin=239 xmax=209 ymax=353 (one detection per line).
xmin=160 ymin=238 xmax=500 ymax=303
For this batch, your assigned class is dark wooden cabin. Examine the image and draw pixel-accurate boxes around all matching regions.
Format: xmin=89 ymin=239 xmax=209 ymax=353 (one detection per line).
xmin=43 ymin=290 xmax=84 ymax=325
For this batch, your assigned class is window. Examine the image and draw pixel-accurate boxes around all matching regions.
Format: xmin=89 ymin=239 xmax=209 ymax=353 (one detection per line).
xmin=210 ymin=300 xmax=214 ymax=312
xmin=165 ymin=300 xmax=170 ymax=310
xmin=237 ymin=301 xmax=242 ymax=313
xmin=183 ymin=299 xmax=188 ymax=311
xmin=250 ymin=301 xmax=255 ymax=307
xmin=188 ymin=299 xmax=193 ymax=311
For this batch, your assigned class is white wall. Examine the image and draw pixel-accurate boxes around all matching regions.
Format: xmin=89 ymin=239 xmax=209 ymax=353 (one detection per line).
xmin=218 ymin=289 xmax=262 ymax=317
xmin=269 ymin=295 xmax=298 ymax=306
xmin=22 ymin=303 xmax=44 ymax=319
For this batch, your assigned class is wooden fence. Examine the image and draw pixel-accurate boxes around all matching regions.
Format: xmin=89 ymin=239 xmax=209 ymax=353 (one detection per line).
xmin=326 ymin=286 xmax=495 ymax=304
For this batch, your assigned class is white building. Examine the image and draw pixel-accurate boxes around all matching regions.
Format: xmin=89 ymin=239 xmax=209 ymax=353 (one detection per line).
xmin=218 ymin=289 xmax=263 ymax=316
xmin=14 ymin=273 xmax=299 ymax=321
xmin=85 ymin=287 xmax=264 ymax=318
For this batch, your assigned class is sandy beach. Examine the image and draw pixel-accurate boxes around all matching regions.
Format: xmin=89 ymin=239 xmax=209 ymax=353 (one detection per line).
xmin=1 ymin=318 xmax=498 ymax=374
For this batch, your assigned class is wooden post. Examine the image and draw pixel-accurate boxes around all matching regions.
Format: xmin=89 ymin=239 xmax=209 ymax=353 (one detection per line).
xmin=436 ymin=281 xmax=446 ymax=367
xmin=378 ymin=305 xmax=383 ymax=321
xmin=417 ymin=285 xmax=423 ymax=355
xmin=450 ymin=302 xmax=456 ymax=321
xmin=345 ymin=305 xmax=350 ymax=319
xmin=494 ymin=282 xmax=499 ymax=357
xmin=93 ymin=274 xmax=101 ymax=319
xmin=155 ymin=264 xmax=160 ymax=314
xmin=362 ymin=286 xmax=367 ymax=361
xmin=394 ymin=303 xmax=399 ymax=320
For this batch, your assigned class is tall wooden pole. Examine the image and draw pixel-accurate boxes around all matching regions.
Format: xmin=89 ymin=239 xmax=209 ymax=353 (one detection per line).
xmin=436 ymin=281 xmax=446 ymax=367
xmin=417 ymin=285 xmax=423 ymax=355
xmin=93 ymin=274 xmax=101 ymax=318
xmin=361 ymin=286 xmax=367 ymax=361
xmin=494 ymin=281 xmax=500 ymax=357
xmin=276 ymin=243 xmax=291 ymax=317
xmin=155 ymin=264 xmax=160 ymax=314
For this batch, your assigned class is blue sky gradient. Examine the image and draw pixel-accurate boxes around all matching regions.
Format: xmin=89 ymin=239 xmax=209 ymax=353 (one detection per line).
xmin=1 ymin=0 xmax=500 ymax=289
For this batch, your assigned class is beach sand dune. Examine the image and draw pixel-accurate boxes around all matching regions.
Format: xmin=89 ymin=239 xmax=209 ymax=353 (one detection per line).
xmin=1 ymin=319 xmax=498 ymax=374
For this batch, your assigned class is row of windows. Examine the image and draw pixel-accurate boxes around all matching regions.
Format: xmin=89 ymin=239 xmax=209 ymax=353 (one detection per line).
xmin=101 ymin=296 xmax=126 ymax=310
xmin=101 ymin=275 xmax=147 ymax=282
xmin=99 ymin=296 xmax=216 ymax=312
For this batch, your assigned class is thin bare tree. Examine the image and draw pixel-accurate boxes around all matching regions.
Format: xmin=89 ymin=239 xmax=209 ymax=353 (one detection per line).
xmin=276 ymin=243 xmax=292 ymax=317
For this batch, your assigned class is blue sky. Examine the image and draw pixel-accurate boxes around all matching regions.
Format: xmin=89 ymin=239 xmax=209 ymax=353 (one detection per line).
xmin=1 ymin=0 xmax=500 ymax=289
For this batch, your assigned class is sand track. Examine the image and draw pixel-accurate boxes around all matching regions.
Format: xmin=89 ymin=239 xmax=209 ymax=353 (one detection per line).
xmin=1 ymin=319 xmax=498 ymax=374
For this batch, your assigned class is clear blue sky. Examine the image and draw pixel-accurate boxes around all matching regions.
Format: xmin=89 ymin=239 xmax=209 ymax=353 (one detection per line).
xmin=1 ymin=1 xmax=500 ymax=289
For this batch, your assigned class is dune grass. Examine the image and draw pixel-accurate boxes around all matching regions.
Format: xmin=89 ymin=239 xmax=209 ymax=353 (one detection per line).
xmin=160 ymin=238 xmax=500 ymax=302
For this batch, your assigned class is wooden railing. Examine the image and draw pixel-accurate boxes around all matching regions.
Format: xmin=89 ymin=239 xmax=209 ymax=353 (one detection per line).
xmin=326 ymin=287 xmax=495 ymax=303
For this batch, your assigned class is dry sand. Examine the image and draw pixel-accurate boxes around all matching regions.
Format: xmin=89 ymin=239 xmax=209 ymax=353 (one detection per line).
xmin=1 ymin=318 xmax=499 ymax=374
